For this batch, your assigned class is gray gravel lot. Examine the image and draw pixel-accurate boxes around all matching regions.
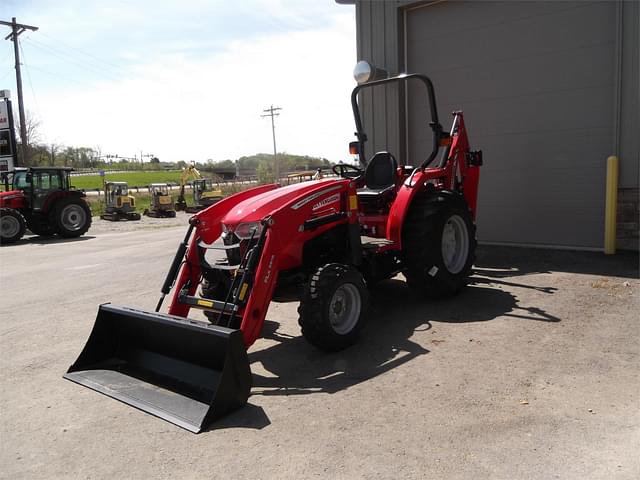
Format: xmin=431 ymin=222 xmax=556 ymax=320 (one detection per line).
xmin=1 ymin=219 xmax=638 ymax=479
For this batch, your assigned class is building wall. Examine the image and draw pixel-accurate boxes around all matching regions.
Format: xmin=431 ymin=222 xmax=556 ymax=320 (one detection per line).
xmin=616 ymin=1 xmax=639 ymax=250
xmin=353 ymin=0 xmax=639 ymax=250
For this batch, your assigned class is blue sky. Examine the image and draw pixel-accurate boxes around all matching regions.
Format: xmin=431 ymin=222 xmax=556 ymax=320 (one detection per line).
xmin=1 ymin=1 xmax=357 ymax=163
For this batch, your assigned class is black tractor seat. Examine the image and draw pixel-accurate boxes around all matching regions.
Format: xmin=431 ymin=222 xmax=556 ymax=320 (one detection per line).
xmin=357 ymin=152 xmax=398 ymax=205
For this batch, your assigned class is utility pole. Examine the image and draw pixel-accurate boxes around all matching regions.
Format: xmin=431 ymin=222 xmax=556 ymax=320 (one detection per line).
xmin=49 ymin=143 xmax=57 ymax=166
xmin=261 ymin=105 xmax=282 ymax=181
xmin=1 ymin=18 xmax=39 ymax=166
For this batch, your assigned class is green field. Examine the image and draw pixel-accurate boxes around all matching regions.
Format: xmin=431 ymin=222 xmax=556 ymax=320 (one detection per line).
xmin=70 ymin=171 xmax=185 ymax=190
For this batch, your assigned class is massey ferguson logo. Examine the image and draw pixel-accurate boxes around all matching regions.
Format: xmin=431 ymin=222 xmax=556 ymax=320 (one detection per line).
xmin=312 ymin=193 xmax=340 ymax=211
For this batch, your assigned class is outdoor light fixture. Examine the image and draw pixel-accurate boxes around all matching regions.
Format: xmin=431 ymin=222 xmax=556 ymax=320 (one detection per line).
xmin=353 ymin=60 xmax=388 ymax=84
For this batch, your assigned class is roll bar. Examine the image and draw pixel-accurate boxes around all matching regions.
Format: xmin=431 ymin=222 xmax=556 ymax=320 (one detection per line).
xmin=350 ymin=73 xmax=443 ymax=170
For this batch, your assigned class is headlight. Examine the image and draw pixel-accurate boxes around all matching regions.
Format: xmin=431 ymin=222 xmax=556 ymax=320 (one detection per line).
xmin=233 ymin=222 xmax=263 ymax=240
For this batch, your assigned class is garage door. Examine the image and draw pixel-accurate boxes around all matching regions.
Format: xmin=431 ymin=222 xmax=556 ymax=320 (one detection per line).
xmin=405 ymin=1 xmax=616 ymax=248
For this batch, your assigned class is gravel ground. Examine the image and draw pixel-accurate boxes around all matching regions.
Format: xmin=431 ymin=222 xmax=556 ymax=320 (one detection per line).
xmin=83 ymin=211 xmax=191 ymax=234
xmin=0 ymin=222 xmax=638 ymax=480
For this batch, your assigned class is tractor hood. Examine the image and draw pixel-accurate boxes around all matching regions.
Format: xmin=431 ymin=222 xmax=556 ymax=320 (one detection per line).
xmin=222 ymin=179 xmax=345 ymax=229
xmin=0 ymin=190 xmax=24 ymax=206
xmin=0 ymin=189 xmax=22 ymax=199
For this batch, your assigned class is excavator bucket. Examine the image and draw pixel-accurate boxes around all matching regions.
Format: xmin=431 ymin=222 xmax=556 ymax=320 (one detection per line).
xmin=63 ymin=304 xmax=251 ymax=433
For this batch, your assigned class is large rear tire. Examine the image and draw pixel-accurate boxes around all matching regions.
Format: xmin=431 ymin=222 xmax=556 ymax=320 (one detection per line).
xmin=402 ymin=191 xmax=476 ymax=298
xmin=0 ymin=208 xmax=26 ymax=245
xmin=53 ymin=198 xmax=92 ymax=238
xmin=298 ymin=263 xmax=369 ymax=351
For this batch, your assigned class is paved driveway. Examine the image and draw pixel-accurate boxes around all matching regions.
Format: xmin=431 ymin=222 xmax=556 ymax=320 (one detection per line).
xmin=1 ymin=224 xmax=638 ymax=479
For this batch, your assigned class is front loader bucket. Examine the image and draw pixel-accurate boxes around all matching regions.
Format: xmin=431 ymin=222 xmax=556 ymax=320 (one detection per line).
xmin=63 ymin=304 xmax=251 ymax=433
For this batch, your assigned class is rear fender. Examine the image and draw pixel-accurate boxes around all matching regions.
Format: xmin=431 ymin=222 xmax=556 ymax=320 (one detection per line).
xmin=387 ymin=166 xmax=467 ymax=247
xmin=386 ymin=170 xmax=433 ymax=248
xmin=41 ymin=191 xmax=83 ymax=213
xmin=387 ymin=112 xmax=481 ymax=245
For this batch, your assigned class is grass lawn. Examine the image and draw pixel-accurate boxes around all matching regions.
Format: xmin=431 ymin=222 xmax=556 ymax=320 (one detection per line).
xmin=84 ymin=182 xmax=252 ymax=216
xmin=69 ymin=171 xmax=188 ymax=191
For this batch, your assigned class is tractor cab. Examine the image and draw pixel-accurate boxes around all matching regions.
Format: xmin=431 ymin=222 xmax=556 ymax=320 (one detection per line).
xmin=1 ymin=167 xmax=74 ymax=211
xmin=144 ymin=183 xmax=176 ymax=218
xmin=101 ymin=181 xmax=140 ymax=221
xmin=192 ymin=178 xmax=223 ymax=210
xmin=149 ymin=183 xmax=169 ymax=197
xmin=104 ymin=182 xmax=135 ymax=208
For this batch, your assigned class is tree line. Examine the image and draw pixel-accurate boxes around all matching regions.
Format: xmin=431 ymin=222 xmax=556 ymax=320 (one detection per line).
xmin=15 ymin=112 xmax=333 ymax=177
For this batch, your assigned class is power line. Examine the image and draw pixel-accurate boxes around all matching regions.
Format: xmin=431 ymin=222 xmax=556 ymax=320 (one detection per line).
xmin=26 ymin=63 xmax=99 ymax=88
xmin=24 ymin=35 xmax=126 ymax=77
xmin=38 ymin=31 xmax=126 ymax=71
xmin=0 ymin=50 xmax=12 ymax=66
xmin=18 ymin=39 xmax=40 ymax=116
xmin=22 ymin=37 xmax=124 ymax=83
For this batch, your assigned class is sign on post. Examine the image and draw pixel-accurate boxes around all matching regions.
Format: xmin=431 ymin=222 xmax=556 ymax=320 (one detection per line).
xmin=0 ymin=93 xmax=17 ymax=172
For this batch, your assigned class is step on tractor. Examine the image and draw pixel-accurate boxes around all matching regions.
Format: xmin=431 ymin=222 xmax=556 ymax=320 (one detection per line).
xmin=0 ymin=167 xmax=92 ymax=244
xmin=143 ymin=183 xmax=177 ymax=218
xmin=65 ymin=71 xmax=482 ymax=433
xmin=100 ymin=181 xmax=141 ymax=221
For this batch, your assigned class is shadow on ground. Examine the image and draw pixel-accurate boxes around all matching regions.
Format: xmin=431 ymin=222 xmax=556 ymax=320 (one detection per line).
xmin=249 ymin=276 xmax=558 ymax=400
xmin=475 ymin=245 xmax=639 ymax=279
xmin=206 ymin=403 xmax=272 ymax=431
xmin=1 ymin=235 xmax=96 ymax=247
xmin=207 ymin=247 xmax=573 ymax=430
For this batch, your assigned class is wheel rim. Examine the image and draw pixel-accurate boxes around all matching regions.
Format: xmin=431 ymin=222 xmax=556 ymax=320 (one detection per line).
xmin=1 ymin=215 xmax=20 ymax=238
xmin=328 ymin=283 xmax=361 ymax=335
xmin=61 ymin=204 xmax=86 ymax=231
xmin=441 ymin=214 xmax=469 ymax=274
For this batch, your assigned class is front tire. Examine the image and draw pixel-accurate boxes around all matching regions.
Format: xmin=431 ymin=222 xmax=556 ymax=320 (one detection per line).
xmin=298 ymin=263 xmax=369 ymax=351
xmin=402 ymin=191 xmax=476 ymax=298
xmin=53 ymin=198 xmax=92 ymax=238
xmin=0 ymin=208 xmax=26 ymax=245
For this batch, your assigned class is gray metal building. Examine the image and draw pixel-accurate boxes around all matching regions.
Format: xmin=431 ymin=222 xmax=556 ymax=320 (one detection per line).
xmin=340 ymin=0 xmax=639 ymax=250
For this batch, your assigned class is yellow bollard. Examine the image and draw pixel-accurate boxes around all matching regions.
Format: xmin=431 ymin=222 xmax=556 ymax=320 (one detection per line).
xmin=604 ymin=156 xmax=619 ymax=254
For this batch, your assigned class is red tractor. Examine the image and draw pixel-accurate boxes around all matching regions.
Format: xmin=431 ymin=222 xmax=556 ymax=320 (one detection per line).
xmin=65 ymin=72 xmax=482 ymax=432
xmin=0 ymin=167 xmax=92 ymax=244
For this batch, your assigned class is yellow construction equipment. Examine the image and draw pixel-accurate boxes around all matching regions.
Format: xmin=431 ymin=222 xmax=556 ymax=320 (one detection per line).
xmin=175 ymin=166 xmax=223 ymax=213
xmin=100 ymin=181 xmax=141 ymax=221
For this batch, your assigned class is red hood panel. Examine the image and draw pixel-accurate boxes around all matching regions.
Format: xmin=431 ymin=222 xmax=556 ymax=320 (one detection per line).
xmin=0 ymin=189 xmax=22 ymax=197
xmin=222 ymin=179 xmax=345 ymax=225
xmin=0 ymin=190 xmax=25 ymax=208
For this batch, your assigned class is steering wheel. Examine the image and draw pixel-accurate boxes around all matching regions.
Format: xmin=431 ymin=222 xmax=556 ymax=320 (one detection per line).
xmin=332 ymin=163 xmax=364 ymax=179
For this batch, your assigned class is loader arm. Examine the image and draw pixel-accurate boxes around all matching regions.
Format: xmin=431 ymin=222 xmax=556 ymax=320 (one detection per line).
xmin=241 ymin=182 xmax=357 ymax=346
xmin=167 ymin=183 xmax=279 ymax=318
xmin=168 ymin=178 xmax=356 ymax=347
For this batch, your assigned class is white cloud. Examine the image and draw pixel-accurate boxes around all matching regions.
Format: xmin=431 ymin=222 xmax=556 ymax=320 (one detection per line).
xmin=16 ymin=4 xmax=358 ymax=163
